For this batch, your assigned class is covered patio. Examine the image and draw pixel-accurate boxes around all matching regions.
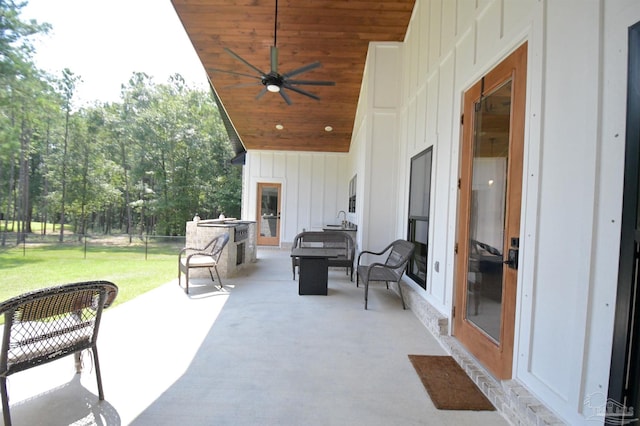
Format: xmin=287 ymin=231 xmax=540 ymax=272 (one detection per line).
xmin=2 ymin=249 xmax=508 ymax=425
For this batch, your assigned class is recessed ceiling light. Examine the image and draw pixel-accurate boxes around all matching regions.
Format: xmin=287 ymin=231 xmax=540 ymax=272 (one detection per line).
xmin=275 ymin=124 xmax=284 ymax=130
xmin=324 ymin=126 xmax=333 ymax=132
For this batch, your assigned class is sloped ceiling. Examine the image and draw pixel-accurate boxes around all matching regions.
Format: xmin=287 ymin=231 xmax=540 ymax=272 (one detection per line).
xmin=171 ymin=0 xmax=415 ymax=153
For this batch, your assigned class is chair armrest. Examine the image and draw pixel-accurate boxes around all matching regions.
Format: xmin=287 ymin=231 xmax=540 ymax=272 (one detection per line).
xmin=291 ymin=233 xmax=304 ymax=250
xmin=377 ymin=258 xmax=408 ymax=270
xmin=356 ymin=244 xmax=394 ymax=266
xmin=179 ymin=246 xmax=202 ymax=256
xmin=185 ymin=250 xmax=215 ymax=261
xmin=104 ymin=288 xmax=118 ymax=307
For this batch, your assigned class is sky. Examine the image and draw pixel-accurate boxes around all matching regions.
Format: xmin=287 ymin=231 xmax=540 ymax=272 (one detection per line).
xmin=21 ymin=0 xmax=209 ymax=106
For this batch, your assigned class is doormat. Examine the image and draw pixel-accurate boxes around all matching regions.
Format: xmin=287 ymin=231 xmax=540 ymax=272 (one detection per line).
xmin=408 ymin=355 xmax=495 ymax=411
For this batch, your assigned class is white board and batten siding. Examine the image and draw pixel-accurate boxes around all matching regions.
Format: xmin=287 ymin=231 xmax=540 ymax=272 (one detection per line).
xmin=243 ymin=0 xmax=640 ymax=423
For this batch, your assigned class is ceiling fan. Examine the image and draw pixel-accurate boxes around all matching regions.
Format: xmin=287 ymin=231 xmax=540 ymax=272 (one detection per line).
xmin=209 ymin=0 xmax=335 ymax=105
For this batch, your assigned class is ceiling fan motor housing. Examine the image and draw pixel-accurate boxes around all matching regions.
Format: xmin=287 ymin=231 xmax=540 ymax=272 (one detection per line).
xmin=263 ymin=73 xmax=283 ymax=92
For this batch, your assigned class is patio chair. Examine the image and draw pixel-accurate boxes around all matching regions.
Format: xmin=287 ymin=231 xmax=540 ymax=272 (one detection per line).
xmin=178 ymin=232 xmax=229 ymax=294
xmin=0 ymin=280 xmax=118 ymax=426
xmin=356 ymin=240 xmax=415 ymax=310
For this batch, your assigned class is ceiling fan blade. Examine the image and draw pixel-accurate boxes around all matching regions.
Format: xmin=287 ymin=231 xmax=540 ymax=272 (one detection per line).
xmin=223 ymin=81 xmax=263 ymax=90
xmin=286 ymin=79 xmax=336 ymax=86
xmin=270 ymin=46 xmax=278 ymax=74
xmin=255 ymin=87 xmax=268 ymax=100
xmin=224 ymin=47 xmax=266 ymax=76
xmin=279 ymin=90 xmax=292 ymax=105
xmin=209 ymin=68 xmax=262 ymax=80
xmin=283 ymin=84 xmax=320 ymax=101
xmin=282 ymin=62 xmax=321 ymax=78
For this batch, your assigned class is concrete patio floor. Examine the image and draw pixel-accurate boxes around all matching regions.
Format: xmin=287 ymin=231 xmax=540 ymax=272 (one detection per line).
xmin=3 ymin=248 xmax=509 ymax=425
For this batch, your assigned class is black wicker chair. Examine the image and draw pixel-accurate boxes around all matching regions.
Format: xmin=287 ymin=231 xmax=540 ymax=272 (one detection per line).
xmin=178 ymin=233 xmax=229 ymax=294
xmin=0 ymin=281 xmax=118 ymax=426
xmin=356 ymin=240 xmax=415 ymax=310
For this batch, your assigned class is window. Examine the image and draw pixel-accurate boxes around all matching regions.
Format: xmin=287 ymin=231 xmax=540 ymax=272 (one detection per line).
xmin=407 ymin=148 xmax=433 ymax=289
xmin=349 ymin=175 xmax=357 ymax=213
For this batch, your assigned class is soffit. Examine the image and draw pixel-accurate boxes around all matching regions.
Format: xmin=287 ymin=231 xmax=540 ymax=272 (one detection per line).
xmin=171 ymin=0 xmax=415 ymax=152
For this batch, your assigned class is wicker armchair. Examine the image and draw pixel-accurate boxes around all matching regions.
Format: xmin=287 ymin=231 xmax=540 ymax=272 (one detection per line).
xmin=356 ymin=240 xmax=415 ymax=310
xmin=0 ymin=281 xmax=118 ymax=426
xmin=178 ymin=233 xmax=229 ymax=294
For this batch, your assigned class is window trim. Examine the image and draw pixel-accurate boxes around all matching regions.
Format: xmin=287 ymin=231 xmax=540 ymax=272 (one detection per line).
xmin=406 ymin=147 xmax=433 ymax=289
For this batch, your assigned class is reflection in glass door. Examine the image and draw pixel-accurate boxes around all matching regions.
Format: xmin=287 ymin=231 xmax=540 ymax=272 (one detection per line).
xmin=257 ymin=183 xmax=281 ymax=246
xmin=465 ymin=81 xmax=511 ymax=342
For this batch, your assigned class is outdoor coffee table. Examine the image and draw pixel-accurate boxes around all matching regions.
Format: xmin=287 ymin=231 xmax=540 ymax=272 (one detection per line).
xmin=291 ymin=248 xmax=342 ymax=295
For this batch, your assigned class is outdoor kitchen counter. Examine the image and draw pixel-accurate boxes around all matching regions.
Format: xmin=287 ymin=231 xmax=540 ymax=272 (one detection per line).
xmin=185 ymin=219 xmax=257 ymax=278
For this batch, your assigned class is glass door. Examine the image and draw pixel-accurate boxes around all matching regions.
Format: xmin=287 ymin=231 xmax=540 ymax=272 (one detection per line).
xmin=453 ymin=43 xmax=527 ymax=380
xmin=465 ymin=81 xmax=511 ymax=341
xmin=257 ymin=183 xmax=281 ymax=246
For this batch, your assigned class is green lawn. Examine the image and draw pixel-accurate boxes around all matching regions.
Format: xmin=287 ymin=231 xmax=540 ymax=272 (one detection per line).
xmin=0 ymin=220 xmax=70 ymax=234
xmin=0 ymin=240 xmax=180 ymax=307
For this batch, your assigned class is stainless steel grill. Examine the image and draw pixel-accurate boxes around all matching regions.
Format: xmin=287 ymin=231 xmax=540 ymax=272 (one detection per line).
xmin=234 ymin=224 xmax=249 ymax=242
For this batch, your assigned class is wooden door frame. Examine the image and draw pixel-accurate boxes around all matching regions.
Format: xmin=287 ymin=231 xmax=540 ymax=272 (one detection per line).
xmin=453 ymin=42 xmax=527 ymax=380
xmin=256 ymin=182 xmax=282 ymax=246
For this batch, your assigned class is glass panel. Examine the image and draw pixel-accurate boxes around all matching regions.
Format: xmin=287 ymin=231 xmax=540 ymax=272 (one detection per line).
xmin=407 ymin=148 xmax=433 ymax=289
xmin=409 ymin=150 xmax=432 ymax=217
xmin=465 ymin=81 xmax=512 ymax=342
xmin=349 ymin=175 xmax=357 ymax=213
xmin=637 ymin=166 xmax=640 ymax=230
xmin=408 ymin=219 xmax=428 ymax=283
xmin=259 ymin=187 xmax=279 ymax=237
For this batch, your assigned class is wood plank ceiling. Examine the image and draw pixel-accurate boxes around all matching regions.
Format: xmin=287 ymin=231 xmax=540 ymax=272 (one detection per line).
xmin=171 ymin=0 xmax=415 ymax=153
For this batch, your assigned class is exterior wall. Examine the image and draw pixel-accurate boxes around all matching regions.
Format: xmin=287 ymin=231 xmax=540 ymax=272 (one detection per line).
xmin=242 ymin=151 xmax=351 ymax=247
xmin=240 ymin=0 xmax=640 ymax=423
xmin=389 ymin=0 xmax=640 ymax=424
xmin=355 ymin=44 xmax=404 ymax=252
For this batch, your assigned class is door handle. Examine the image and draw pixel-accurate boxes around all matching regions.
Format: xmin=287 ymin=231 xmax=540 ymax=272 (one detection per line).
xmin=503 ymin=248 xmax=518 ymax=269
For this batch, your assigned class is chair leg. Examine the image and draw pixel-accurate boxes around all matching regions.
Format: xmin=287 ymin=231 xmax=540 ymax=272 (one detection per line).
xmin=213 ymin=266 xmax=224 ymax=290
xmin=185 ymin=269 xmax=190 ymax=294
xmin=397 ymin=281 xmax=406 ymax=310
xmin=92 ymin=346 xmax=105 ymax=400
xmin=74 ymin=351 xmax=82 ymax=373
xmin=364 ymin=280 xmax=369 ymax=310
xmin=1 ymin=376 xmax=11 ymax=426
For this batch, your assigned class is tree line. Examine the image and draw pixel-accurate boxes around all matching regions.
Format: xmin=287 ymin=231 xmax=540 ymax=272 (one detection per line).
xmin=0 ymin=1 xmax=242 ymax=244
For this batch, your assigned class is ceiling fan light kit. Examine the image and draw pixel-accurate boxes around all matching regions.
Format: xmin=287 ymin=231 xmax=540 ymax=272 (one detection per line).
xmin=210 ymin=0 xmax=335 ymax=105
